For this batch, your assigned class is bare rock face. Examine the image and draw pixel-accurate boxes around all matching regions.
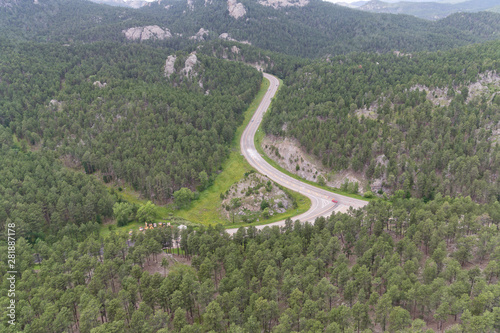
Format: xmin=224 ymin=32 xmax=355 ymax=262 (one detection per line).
xmin=227 ymin=0 xmax=246 ymax=19
xmin=258 ymin=0 xmax=309 ymax=9
xmin=189 ymin=28 xmax=209 ymax=41
xmin=164 ymin=55 xmax=177 ymax=77
xmin=49 ymin=99 xmax=62 ymax=111
xmin=221 ymin=173 xmax=293 ymax=221
xmin=187 ymin=0 xmax=194 ymax=10
xmin=165 ymin=53 xmax=199 ymax=78
xmin=219 ymin=32 xmax=236 ymax=41
xmin=231 ymin=45 xmax=240 ymax=54
xmin=122 ymin=25 xmax=172 ymax=41
xmin=93 ymin=81 xmax=107 ymax=88
xmin=219 ymin=33 xmax=252 ymax=45
xmin=183 ymin=53 xmax=198 ymax=76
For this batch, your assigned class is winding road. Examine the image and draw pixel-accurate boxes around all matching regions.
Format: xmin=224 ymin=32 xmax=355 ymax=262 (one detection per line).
xmin=226 ymin=73 xmax=367 ymax=234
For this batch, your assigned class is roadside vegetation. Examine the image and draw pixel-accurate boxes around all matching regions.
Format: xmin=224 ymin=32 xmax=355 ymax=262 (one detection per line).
xmin=174 ymin=78 xmax=310 ymax=227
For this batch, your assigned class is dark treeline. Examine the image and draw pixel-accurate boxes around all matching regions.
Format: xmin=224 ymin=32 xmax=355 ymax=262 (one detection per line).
xmin=1 ymin=196 xmax=498 ymax=332
xmin=262 ymin=41 xmax=500 ymax=202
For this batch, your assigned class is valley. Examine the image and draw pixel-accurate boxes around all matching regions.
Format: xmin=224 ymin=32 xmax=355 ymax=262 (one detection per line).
xmin=0 ymin=0 xmax=499 ymax=332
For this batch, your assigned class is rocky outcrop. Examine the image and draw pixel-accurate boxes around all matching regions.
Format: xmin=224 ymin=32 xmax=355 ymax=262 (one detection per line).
xmin=219 ymin=33 xmax=236 ymax=42
xmin=93 ymin=81 xmax=107 ymax=88
xmin=122 ymin=25 xmax=172 ymax=41
xmin=258 ymin=0 xmax=309 ymax=9
xmin=221 ymin=173 xmax=293 ymax=221
xmin=183 ymin=53 xmax=198 ymax=76
xmin=49 ymin=99 xmax=62 ymax=111
xmin=227 ymin=0 xmax=246 ymax=19
xmin=187 ymin=0 xmax=194 ymax=10
xmin=218 ymin=33 xmax=252 ymax=45
xmin=164 ymin=55 xmax=177 ymax=77
xmin=164 ymin=53 xmax=199 ymax=78
xmin=189 ymin=28 xmax=209 ymax=41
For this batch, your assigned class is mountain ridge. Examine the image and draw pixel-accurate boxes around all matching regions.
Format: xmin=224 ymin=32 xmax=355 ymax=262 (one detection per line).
xmin=1 ymin=0 xmax=500 ymax=58
xmin=360 ymin=0 xmax=500 ymax=20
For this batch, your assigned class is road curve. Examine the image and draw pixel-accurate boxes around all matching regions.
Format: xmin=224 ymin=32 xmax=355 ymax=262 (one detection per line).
xmin=226 ymin=73 xmax=367 ymax=234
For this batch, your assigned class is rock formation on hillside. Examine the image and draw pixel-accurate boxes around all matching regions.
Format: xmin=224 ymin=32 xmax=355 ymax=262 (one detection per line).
xmin=183 ymin=53 xmax=198 ymax=76
xmin=219 ymin=33 xmax=252 ymax=45
xmin=93 ymin=81 xmax=107 ymax=88
xmin=189 ymin=28 xmax=209 ymax=41
xmin=122 ymin=25 xmax=172 ymax=41
xmin=228 ymin=0 xmax=246 ymax=19
xmin=164 ymin=55 xmax=177 ymax=77
xmin=164 ymin=53 xmax=199 ymax=78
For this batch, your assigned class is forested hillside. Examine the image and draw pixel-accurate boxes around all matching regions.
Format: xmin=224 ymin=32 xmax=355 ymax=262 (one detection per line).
xmin=1 ymin=196 xmax=498 ymax=332
xmin=0 ymin=40 xmax=261 ymax=204
xmin=359 ymin=0 xmax=499 ymax=20
xmin=0 ymin=126 xmax=115 ymax=242
xmin=141 ymin=0 xmax=500 ymax=58
xmin=262 ymin=41 xmax=500 ymax=202
xmin=0 ymin=0 xmax=137 ymax=41
xmin=1 ymin=0 xmax=500 ymax=58
xmin=1 ymin=1 xmax=500 ymax=332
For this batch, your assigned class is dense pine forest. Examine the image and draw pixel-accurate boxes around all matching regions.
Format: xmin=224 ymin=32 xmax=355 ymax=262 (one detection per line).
xmin=1 ymin=0 xmax=500 ymax=332
xmin=0 ymin=40 xmax=261 ymax=205
xmin=0 ymin=197 xmax=499 ymax=332
xmin=2 ymin=0 xmax=500 ymax=58
xmin=263 ymin=41 xmax=500 ymax=202
xmin=0 ymin=126 xmax=115 ymax=242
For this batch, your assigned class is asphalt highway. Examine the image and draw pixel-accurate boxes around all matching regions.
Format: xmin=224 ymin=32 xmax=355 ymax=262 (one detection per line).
xmin=226 ymin=73 xmax=368 ymax=234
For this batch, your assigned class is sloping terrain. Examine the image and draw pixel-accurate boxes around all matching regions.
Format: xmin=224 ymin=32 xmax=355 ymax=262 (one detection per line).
xmin=360 ymin=0 xmax=499 ymax=20
xmin=262 ymin=41 xmax=500 ymax=202
xmin=1 ymin=0 xmax=500 ymax=58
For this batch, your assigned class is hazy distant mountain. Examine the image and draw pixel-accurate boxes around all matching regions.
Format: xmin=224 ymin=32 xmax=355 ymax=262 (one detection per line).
xmin=88 ymin=0 xmax=157 ymax=8
xmin=330 ymin=0 xmax=469 ymax=6
xmin=327 ymin=1 xmax=368 ymax=8
xmin=360 ymin=0 xmax=499 ymax=20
